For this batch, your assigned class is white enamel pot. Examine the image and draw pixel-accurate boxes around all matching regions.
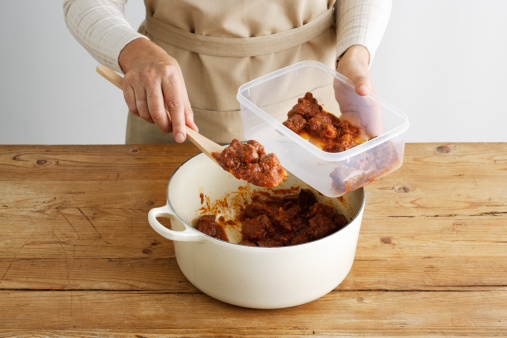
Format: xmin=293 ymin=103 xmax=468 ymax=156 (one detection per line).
xmin=148 ymin=153 xmax=365 ymax=309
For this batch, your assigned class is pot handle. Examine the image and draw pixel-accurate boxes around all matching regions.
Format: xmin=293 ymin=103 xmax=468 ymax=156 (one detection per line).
xmin=148 ymin=204 xmax=203 ymax=242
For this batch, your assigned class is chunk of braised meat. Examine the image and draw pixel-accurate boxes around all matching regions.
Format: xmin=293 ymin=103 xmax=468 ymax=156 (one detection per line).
xmin=255 ymin=153 xmax=286 ymax=186
xmin=246 ymin=139 xmax=264 ymax=154
xmin=241 ymin=214 xmax=275 ymax=242
xmin=287 ymin=92 xmax=323 ymax=120
xmin=194 ymin=215 xmax=228 ymax=241
xmin=297 ymin=189 xmax=318 ymax=213
xmin=240 ymin=198 xmax=284 ymax=220
xmin=283 ymin=113 xmax=307 ymax=134
xmin=332 ymin=118 xmax=359 ymax=136
xmin=237 ymin=143 xmax=259 ymax=163
xmin=272 ymin=204 xmax=306 ymax=233
xmin=212 ymin=139 xmax=288 ymax=187
xmin=290 ymin=233 xmax=310 ymax=246
xmin=307 ymin=203 xmax=335 ymax=219
xmin=306 ymin=214 xmax=338 ymax=240
xmin=308 ymin=112 xmax=338 ymax=139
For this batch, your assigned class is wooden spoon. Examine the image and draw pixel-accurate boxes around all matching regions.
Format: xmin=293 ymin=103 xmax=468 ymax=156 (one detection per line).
xmin=95 ymin=65 xmax=224 ymax=160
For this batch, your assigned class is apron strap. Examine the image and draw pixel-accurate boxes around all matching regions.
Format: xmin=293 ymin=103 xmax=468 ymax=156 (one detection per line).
xmin=145 ymin=7 xmax=335 ymax=57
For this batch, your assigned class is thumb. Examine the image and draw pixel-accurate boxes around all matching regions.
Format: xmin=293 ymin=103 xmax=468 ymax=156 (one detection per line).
xmin=350 ymin=72 xmax=372 ymax=97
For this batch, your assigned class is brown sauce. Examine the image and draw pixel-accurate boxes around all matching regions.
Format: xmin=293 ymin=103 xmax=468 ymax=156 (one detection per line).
xmin=212 ymin=139 xmax=288 ymax=187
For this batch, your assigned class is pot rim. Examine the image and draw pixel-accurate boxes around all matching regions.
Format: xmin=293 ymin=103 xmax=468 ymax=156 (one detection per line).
xmin=166 ymin=152 xmax=366 ymax=250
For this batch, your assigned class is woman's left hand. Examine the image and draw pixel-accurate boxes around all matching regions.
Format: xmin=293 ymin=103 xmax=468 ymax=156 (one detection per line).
xmin=335 ymin=45 xmax=382 ymax=137
xmin=337 ymin=45 xmax=372 ymax=96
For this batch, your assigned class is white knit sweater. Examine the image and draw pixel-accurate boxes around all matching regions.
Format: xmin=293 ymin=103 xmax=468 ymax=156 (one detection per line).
xmin=63 ymin=0 xmax=391 ymax=73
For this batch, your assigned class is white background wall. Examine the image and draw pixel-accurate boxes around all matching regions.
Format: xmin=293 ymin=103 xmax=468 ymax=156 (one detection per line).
xmin=1 ymin=1 xmax=506 ymax=144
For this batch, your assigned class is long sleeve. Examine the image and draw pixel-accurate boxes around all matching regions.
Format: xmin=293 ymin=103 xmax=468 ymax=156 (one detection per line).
xmin=63 ymin=0 xmax=147 ymax=73
xmin=335 ymin=0 xmax=392 ymax=64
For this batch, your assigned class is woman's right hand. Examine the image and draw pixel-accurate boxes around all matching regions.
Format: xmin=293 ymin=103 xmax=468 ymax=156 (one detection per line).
xmin=119 ymin=38 xmax=198 ymax=143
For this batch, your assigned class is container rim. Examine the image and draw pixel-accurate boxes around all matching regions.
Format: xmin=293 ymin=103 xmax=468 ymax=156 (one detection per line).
xmin=236 ymin=60 xmax=410 ymax=161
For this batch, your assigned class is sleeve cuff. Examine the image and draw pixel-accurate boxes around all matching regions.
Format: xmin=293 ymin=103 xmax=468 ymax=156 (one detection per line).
xmin=335 ymin=0 xmax=392 ymax=66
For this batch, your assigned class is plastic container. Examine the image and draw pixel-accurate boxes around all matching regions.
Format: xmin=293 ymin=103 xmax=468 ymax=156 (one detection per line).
xmin=237 ymin=61 xmax=409 ymax=197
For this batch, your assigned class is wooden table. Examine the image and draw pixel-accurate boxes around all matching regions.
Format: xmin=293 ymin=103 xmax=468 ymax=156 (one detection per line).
xmin=0 ymin=143 xmax=506 ymax=336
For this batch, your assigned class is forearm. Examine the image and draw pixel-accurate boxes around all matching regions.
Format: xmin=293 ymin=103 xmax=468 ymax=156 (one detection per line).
xmin=63 ymin=0 xmax=147 ymax=73
xmin=335 ymin=0 xmax=392 ymax=65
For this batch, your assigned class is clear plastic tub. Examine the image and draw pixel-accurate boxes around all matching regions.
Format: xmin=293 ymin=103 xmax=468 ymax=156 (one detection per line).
xmin=237 ymin=61 xmax=409 ymax=197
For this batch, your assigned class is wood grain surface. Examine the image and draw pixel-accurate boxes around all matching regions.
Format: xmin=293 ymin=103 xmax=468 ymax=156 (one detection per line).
xmin=0 ymin=143 xmax=506 ymax=336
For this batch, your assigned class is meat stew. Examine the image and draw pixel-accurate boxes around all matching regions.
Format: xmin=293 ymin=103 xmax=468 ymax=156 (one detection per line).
xmin=194 ymin=189 xmax=349 ymax=247
xmin=212 ymin=139 xmax=288 ymax=187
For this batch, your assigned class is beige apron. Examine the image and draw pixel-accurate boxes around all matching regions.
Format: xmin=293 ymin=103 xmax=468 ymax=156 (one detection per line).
xmin=126 ymin=0 xmax=338 ymax=144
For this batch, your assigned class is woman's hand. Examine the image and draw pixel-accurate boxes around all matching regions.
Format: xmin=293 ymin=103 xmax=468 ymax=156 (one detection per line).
xmin=335 ymin=45 xmax=382 ymax=137
xmin=119 ymin=38 xmax=198 ymax=143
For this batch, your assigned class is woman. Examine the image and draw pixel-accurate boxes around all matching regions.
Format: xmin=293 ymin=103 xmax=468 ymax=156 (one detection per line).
xmin=64 ymin=0 xmax=391 ymax=144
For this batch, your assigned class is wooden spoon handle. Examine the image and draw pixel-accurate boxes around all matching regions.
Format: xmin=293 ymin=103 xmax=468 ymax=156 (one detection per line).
xmin=96 ymin=65 xmax=224 ymax=156
xmin=185 ymin=127 xmax=224 ymax=157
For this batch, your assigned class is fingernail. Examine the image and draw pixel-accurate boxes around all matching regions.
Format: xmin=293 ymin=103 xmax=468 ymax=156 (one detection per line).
xmin=175 ymin=133 xmax=185 ymax=143
xmin=359 ymin=85 xmax=369 ymax=93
